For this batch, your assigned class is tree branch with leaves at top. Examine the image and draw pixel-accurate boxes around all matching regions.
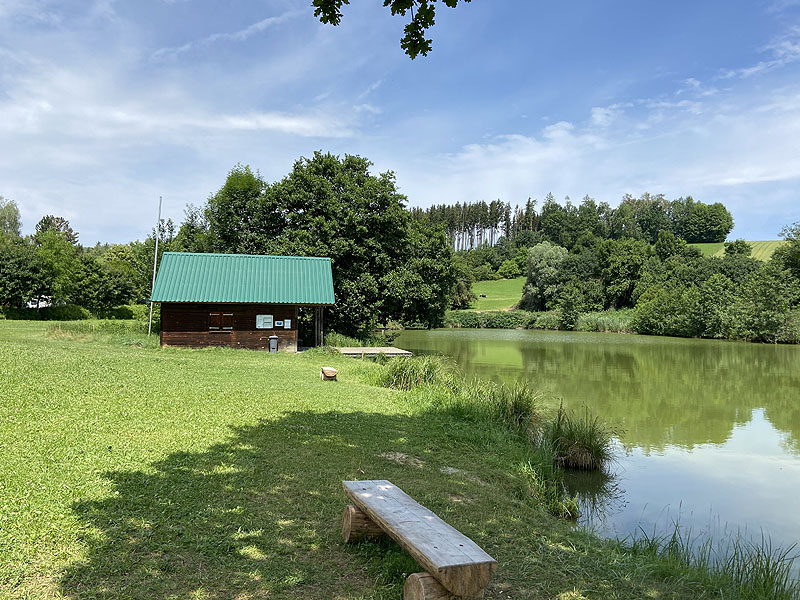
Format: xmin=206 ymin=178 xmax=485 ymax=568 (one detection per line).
xmin=312 ymin=0 xmax=471 ymax=59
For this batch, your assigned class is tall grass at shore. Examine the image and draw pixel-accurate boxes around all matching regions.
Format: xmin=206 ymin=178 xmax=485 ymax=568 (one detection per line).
xmin=627 ymin=526 xmax=800 ymax=600
xmin=372 ymin=355 xmax=613 ymax=518
xmin=374 ymin=355 xmax=457 ymax=391
xmin=576 ymin=309 xmax=635 ymax=333
xmin=543 ymin=403 xmax=618 ymax=470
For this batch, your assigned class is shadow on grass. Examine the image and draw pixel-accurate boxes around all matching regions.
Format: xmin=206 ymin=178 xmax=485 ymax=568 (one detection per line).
xmin=59 ymin=409 xmax=676 ymax=600
xmin=60 ymin=411 xmax=433 ymax=600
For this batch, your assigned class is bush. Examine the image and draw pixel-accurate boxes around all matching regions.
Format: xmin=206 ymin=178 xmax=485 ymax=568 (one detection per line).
xmin=526 ymin=311 xmax=560 ymax=330
xmin=472 ymin=263 xmax=499 ymax=281
xmin=96 ymin=304 xmax=152 ymax=320
xmin=556 ymin=284 xmax=583 ymax=330
xmin=0 ymin=304 xmax=91 ymax=321
xmin=777 ymin=310 xmax=800 ymax=344
xmin=324 ymin=332 xmax=364 ymax=347
xmin=497 ymin=259 xmax=522 ymax=279
xmin=445 ymin=310 xmax=534 ymax=329
xmin=631 ymin=285 xmax=701 ymax=337
xmin=324 ymin=329 xmax=402 ymax=347
xmin=41 ymin=305 xmax=92 ymax=320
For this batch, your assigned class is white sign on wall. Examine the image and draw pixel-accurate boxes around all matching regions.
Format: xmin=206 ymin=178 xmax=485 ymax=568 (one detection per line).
xmin=256 ymin=314 xmax=273 ymax=329
xmin=283 ymin=319 xmax=291 ymax=329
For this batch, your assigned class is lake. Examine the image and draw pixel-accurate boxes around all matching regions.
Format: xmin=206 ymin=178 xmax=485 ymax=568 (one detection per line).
xmin=395 ymin=328 xmax=800 ymax=552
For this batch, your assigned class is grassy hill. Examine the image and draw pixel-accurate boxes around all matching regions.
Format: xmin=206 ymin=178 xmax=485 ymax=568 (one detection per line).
xmin=690 ymin=240 xmax=786 ymax=261
xmin=470 ymin=277 xmax=525 ymax=310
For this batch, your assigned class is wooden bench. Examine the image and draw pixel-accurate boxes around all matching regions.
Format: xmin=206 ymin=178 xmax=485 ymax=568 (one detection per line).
xmin=342 ymin=480 xmax=497 ymax=599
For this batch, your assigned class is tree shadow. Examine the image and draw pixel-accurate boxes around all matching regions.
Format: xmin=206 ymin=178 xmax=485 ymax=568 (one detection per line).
xmin=59 ymin=409 xmax=683 ymax=600
xmin=60 ymin=411 xmax=426 ymax=600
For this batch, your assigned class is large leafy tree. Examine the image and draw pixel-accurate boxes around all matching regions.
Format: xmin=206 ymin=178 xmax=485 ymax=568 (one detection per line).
xmin=599 ymin=238 xmax=652 ymax=308
xmin=0 ymin=236 xmax=46 ymax=308
xmin=669 ymin=197 xmax=733 ymax=243
xmin=776 ymin=222 xmax=800 ymax=281
xmin=0 ymin=196 xmax=21 ymax=237
xmin=36 ymin=215 xmax=79 ymax=245
xmin=191 ymin=153 xmax=457 ymax=336
xmin=312 ymin=0 xmax=472 ymax=59
xmin=520 ymin=241 xmax=568 ymax=311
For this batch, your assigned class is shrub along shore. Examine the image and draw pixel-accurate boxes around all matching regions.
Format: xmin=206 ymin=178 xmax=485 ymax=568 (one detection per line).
xmin=2 ymin=320 xmax=798 ymax=599
xmin=445 ymin=307 xmax=800 ymax=343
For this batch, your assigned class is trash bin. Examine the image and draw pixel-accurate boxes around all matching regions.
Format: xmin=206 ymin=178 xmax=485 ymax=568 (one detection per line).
xmin=268 ymin=335 xmax=279 ymax=353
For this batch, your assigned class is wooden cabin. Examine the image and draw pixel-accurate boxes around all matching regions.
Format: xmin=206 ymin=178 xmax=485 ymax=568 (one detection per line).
xmin=150 ymin=252 xmax=335 ymax=351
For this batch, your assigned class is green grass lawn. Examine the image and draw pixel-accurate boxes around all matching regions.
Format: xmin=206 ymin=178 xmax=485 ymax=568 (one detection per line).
xmin=0 ymin=321 xmax=786 ymax=599
xmin=690 ymin=240 xmax=786 ymax=260
xmin=470 ymin=277 xmax=525 ymax=310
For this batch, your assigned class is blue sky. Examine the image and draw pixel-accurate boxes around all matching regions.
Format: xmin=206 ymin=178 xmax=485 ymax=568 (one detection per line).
xmin=1 ymin=0 xmax=799 ymax=244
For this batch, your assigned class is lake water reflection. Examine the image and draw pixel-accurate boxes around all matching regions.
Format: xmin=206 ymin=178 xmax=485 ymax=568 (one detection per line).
xmin=395 ymin=328 xmax=800 ymax=549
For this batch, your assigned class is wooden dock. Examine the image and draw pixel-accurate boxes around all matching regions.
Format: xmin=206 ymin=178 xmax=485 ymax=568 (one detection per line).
xmin=336 ymin=347 xmax=412 ymax=358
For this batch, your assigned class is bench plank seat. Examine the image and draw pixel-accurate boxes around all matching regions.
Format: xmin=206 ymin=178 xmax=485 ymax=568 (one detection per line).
xmin=343 ymin=480 xmax=496 ymax=597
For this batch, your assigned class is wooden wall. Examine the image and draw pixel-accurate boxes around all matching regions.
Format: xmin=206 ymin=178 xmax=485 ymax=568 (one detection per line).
xmin=160 ymin=303 xmax=300 ymax=351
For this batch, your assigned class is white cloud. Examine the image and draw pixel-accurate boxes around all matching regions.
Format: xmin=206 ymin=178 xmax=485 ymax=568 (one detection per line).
xmin=590 ymin=103 xmax=631 ymax=128
xmin=0 ymin=49 xmax=356 ymax=141
xmin=719 ymin=25 xmax=800 ymax=79
xmin=151 ymin=11 xmax=301 ymax=60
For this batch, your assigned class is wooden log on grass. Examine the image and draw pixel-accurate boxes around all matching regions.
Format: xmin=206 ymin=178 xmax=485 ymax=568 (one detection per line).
xmin=404 ymin=572 xmax=454 ymax=600
xmin=341 ymin=504 xmax=385 ymax=543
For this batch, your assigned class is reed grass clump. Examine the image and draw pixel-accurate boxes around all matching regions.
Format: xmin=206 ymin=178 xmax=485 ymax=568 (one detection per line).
xmin=375 ymin=355 xmax=457 ymax=391
xmin=627 ymin=526 xmax=800 ymax=600
xmin=576 ymin=309 xmax=634 ymax=333
xmin=447 ymin=379 xmax=542 ymax=431
xmin=519 ymin=460 xmax=580 ymax=519
xmin=542 ymin=403 xmax=616 ymax=470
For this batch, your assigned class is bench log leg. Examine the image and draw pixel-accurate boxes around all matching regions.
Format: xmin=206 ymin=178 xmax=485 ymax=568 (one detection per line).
xmin=404 ymin=573 xmax=451 ymax=600
xmin=405 ymin=572 xmax=486 ymax=600
xmin=341 ymin=504 xmax=385 ymax=543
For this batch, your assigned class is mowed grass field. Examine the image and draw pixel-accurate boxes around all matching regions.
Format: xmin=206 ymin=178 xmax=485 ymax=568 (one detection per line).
xmin=470 ymin=277 xmax=525 ymax=310
xmin=0 ymin=321 xmax=788 ymax=600
xmin=690 ymin=240 xmax=786 ymax=260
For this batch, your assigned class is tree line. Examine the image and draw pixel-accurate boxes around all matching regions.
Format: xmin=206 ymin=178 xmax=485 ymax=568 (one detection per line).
xmin=414 ymin=193 xmax=734 ymax=252
xmin=3 ymin=154 xmax=795 ymax=344
xmin=518 ymin=229 xmax=800 ymax=342
xmin=0 ymin=154 xmax=459 ymax=337
xmin=0 ymin=196 xmax=166 ymax=315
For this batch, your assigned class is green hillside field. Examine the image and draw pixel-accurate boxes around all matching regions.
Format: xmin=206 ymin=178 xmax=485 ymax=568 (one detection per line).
xmin=470 ymin=277 xmax=525 ymax=310
xmin=690 ymin=240 xmax=786 ymax=261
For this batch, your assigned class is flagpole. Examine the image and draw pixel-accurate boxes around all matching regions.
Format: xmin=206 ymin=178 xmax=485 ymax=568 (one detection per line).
xmin=148 ymin=196 xmax=162 ymax=336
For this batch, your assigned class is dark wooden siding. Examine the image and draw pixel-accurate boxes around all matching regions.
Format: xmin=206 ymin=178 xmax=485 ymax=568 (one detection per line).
xmin=160 ymin=303 xmax=299 ymax=351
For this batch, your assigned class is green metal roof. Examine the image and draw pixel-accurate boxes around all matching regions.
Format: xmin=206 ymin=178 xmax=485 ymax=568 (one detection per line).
xmin=151 ymin=252 xmax=335 ymax=305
